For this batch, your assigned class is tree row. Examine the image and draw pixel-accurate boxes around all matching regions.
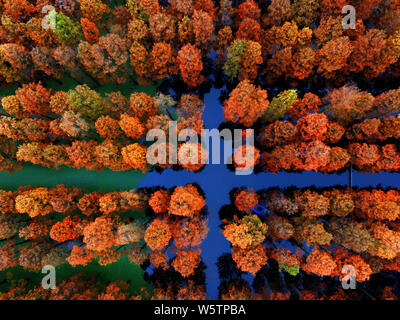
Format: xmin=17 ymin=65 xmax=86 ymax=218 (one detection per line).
xmin=0 ymin=183 xmax=208 ymax=280
xmin=221 ymin=187 xmax=400 ymax=283
xmin=1 ymin=0 xmax=400 ymax=88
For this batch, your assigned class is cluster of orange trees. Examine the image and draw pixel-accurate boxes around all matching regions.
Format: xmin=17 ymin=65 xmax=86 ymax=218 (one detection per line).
xmin=222 ymin=82 xmax=400 ymax=173
xmin=0 ymin=0 xmax=399 ymax=176
xmin=2 ymin=80 xmax=400 ymax=175
xmin=1 ymin=0 xmax=399 ymax=85
xmin=0 ymin=271 xmax=206 ymax=300
xmin=1 ymin=0 xmax=400 ymax=301
xmin=0 ymin=184 xmax=149 ymax=272
xmin=0 ymin=272 xmax=207 ymax=300
xmin=218 ymin=277 xmax=398 ymax=300
xmin=0 ymin=273 xmax=145 ymax=300
xmin=0 ymin=184 xmax=207 ymax=282
xmin=222 ymin=188 xmax=400 ymax=288
xmin=146 ymin=184 xmax=208 ymax=278
xmin=0 ymin=83 xmax=208 ymax=173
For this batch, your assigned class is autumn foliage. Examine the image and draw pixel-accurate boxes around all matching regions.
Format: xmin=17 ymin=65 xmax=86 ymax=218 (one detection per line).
xmin=177 ymin=44 xmax=204 ymax=88
xmin=223 ymin=80 xmax=269 ymax=127
xmin=2 ymin=0 xmax=400 ymax=301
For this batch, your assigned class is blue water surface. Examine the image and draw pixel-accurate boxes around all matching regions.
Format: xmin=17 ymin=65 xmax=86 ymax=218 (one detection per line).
xmin=139 ymin=88 xmax=355 ymax=299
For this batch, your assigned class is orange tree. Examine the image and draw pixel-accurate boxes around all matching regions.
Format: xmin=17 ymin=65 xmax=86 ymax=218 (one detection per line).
xmin=177 ymin=44 xmax=204 ymax=88
xmin=223 ymin=80 xmax=269 ymax=127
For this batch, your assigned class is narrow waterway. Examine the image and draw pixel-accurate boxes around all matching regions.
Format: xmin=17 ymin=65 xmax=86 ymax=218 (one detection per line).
xmin=138 ymin=87 xmax=350 ymax=299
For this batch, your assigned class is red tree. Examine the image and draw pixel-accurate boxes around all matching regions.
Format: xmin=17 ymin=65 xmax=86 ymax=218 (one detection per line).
xmin=81 ymin=18 xmax=99 ymax=44
xmin=15 ymin=82 xmax=51 ymax=117
xmin=177 ymin=44 xmax=204 ymax=88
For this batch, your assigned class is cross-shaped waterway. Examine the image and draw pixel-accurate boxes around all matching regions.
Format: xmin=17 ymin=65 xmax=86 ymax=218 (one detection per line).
xmin=0 ymin=87 xmax=395 ymax=299
xmin=138 ymin=87 xmax=351 ymax=299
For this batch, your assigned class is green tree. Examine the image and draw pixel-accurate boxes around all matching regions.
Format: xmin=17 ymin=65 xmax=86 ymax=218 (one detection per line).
xmin=262 ymin=89 xmax=298 ymax=122
xmin=278 ymin=262 xmax=300 ymax=276
xmin=50 ymin=11 xmax=83 ymax=46
xmin=223 ymin=40 xmax=247 ymax=81
xmin=67 ymin=85 xmax=106 ymax=120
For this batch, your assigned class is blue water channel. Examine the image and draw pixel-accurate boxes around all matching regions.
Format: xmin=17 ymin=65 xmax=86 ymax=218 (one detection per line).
xmin=138 ymin=87 xmax=359 ymax=299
